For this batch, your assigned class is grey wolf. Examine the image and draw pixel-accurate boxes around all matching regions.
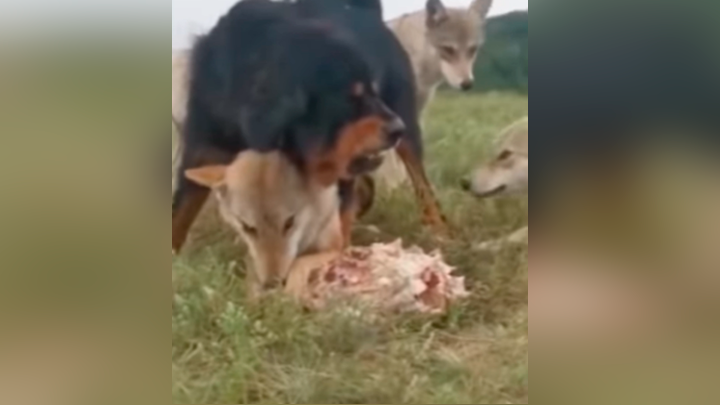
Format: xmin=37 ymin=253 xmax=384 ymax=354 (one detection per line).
xmin=375 ymin=0 xmax=494 ymax=189
xmin=463 ymin=117 xmax=528 ymax=198
xmin=173 ymin=0 xmax=449 ymax=264
xmin=389 ymin=0 xmax=494 ymax=112
xmin=463 ymin=117 xmax=528 ymax=250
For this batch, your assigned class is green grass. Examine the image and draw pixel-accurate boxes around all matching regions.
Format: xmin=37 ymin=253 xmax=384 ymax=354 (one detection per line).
xmin=172 ymin=92 xmax=529 ymax=404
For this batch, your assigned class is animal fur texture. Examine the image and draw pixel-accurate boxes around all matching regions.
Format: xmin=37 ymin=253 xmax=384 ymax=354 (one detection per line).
xmin=374 ymin=0 xmax=494 ymax=190
xmin=464 ymin=117 xmax=528 ymax=251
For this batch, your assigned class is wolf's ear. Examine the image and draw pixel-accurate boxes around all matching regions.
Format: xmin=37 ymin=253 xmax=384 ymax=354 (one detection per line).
xmin=240 ymin=89 xmax=308 ymax=151
xmin=426 ymin=0 xmax=448 ymax=27
xmin=470 ymin=0 xmax=493 ymax=19
xmin=185 ymin=165 xmax=227 ymax=189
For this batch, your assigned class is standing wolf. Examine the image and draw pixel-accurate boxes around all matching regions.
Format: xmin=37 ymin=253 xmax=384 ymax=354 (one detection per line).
xmin=391 ymin=0 xmax=494 ymax=112
xmin=375 ymin=0 xmax=495 ymax=189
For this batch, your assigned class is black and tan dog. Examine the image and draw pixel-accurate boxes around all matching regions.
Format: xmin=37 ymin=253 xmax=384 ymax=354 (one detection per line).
xmin=173 ymin=0 xmax=448 ymax=260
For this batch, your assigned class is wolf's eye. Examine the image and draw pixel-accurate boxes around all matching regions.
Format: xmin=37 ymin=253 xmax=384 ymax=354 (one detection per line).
xmin=283 ymin=216 xmax=295 ymax=234
xmin=498 ymin=150 xmax=513 ymax=161
xmin=440 ymin=46 xmax=457 ymax=57
xmin=241 ymin=222 xmax=257 ymax=236
xmin=468 ymin=45 xmax=479 ymax=57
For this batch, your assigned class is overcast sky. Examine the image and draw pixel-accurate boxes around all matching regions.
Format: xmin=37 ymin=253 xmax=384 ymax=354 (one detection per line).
xmin=173 ymin=0 xmax=529 ymax=49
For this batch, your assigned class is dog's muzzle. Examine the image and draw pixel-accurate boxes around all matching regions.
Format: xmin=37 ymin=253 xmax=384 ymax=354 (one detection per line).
xmin=346 ymin=115 xmax=403 ymax=177
xmin=383 ymin=116 xmax=406 ymax=143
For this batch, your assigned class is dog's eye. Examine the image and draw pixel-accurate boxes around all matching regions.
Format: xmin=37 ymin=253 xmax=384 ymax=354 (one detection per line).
xmin=468 ymin=46 xmax=479 ymax=57
xmin=241 ymin=222 xmax=257 ymax=236
xmin=283 ymin=216 xmax=295 ymax=234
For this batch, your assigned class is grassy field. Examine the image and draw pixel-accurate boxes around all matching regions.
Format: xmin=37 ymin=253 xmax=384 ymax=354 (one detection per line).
xmin=172 ymin=92 xmax=529 ymax=404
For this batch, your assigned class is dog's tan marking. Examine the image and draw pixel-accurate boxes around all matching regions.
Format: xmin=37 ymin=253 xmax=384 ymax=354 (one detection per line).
xmin=308 ymin=116 xmax=387 ymax=186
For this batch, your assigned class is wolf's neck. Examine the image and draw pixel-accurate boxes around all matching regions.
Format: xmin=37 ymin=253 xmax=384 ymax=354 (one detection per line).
xmin=424 ymin=47 xmax=446 ymax=87
xmin=389 ymin=14 xmax=445 ymax=87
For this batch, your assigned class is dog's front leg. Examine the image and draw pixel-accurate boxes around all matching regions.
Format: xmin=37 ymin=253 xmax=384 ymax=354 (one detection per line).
xmin=338 ymin=179 xmax=360 ymax=248
xmin=395 ymin=140 xmax=450 ymax=235
xmin=171 ymin=146 xmax=232 ymax=253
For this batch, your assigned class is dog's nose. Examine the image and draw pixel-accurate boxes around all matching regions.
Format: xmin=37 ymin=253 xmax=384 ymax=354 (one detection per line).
xmin=384 ymin=116 xmax=406 ymax=138
xmin=383 ymin=116 xmax=406 ymax=147
xmin=460 ymin=177 xmax=472 ymax=191
xmin=460 ymin=80 xmax=474 ymax=91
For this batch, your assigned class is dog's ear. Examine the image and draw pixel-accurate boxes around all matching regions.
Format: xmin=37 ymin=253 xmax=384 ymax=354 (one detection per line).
xmin=469 ymin=0 xmax=494 ymax=18
xmin=185 ymin=165 xmax=227 ymax=188
xmin=426 ymin=0 xmax=448 ymax=27
xmin=240 ymin=89 xmax=308 ymax=151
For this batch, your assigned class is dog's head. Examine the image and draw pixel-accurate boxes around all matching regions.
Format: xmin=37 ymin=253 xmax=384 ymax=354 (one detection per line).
xmin=463 ymin=120 xmax=528 ymax=198
xmin=241 ymin=22 xmax=406 ymax=187
xmin=425 ymin=0 xmax=493 ymax=91
xmin=185 ymin=151 xmax=342 ymax=293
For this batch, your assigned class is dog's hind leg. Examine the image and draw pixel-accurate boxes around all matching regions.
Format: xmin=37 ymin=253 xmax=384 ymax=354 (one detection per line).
xmin=172 ymin=146 xmax=232 ymax=253
xmin=172 ymin=179 xmax=210 ymax=254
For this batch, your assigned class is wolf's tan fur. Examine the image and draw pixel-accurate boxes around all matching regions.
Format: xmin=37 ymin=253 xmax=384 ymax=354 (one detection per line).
xmin=390 ymin=0 xmax=493 ymax=112
xmin=185 ymin=151 xmax=343 ymax=298
xmin=465 ymin=117 xmax=528 ymax=251
xmin=467 ymin=116 xmax=528 ymax=197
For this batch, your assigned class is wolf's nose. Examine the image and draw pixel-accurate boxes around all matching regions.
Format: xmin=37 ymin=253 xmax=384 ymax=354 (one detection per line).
xmin=460 ymin=177 xmax=472 ymax=191
xmin=460 ymin=80 xmax=474 ymax=91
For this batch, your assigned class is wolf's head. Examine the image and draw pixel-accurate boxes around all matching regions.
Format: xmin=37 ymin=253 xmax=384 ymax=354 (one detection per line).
xmin=463 ymin=118 xmax=529 ymax=198
xmin=185 ymin=151 xmax=341 ymax=293
xmin=425 ymin=0 xmax=493 ymax=90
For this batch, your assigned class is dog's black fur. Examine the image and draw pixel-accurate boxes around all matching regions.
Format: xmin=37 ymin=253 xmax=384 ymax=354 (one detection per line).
xmin=181 ymin=0 xmax=397 ymax=165
xmin=172 ymin=0 xmax=434 ymax=252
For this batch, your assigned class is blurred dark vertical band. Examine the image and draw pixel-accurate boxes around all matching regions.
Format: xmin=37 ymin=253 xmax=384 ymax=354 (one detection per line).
xmin=532 ymin=0 xmax=720 ymax=213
